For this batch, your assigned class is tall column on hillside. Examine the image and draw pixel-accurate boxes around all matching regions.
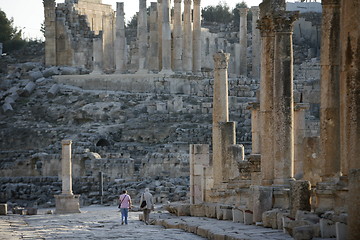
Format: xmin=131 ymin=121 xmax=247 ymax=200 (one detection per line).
xmin=91 ymin=32 xmax=103 ymax=74
xmin=159 ymin=0 xmax=173 ymax=74
xmin=149 ymin=2 xmax=159 ymax=72
xmin=258 ymin=15 xmax=275 ymax=186
xmin=183 ymin=0 xmax=193 ymax=73
xmin=239 ymin=8 xmax=248 ymax=76
xmin=137 ymin=0 xmax=148 ymax=74
xmin=212 ymin=51 xmax=230 ymax=186
xmin=251 ymin=6 xmax=261 ymax=79
xmin=272 ymin=11 xmax=298 ymax=186
xmin=193 ymin=0 xmax=201 ymax=73
xmin=319 ymin=0 xmax=341 ymax=180
xmin=173 ymin=0 xmax=183 ymax=72
xmin=157 ymin=0 xmax=163 ymax=70
xmin=115 ymin=2 xmax=126 ymax=73
xmin=43 ymin=0 xmax=57 ymax=66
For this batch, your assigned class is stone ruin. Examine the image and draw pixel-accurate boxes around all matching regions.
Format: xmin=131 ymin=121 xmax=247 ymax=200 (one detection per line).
xmin=0 ymin=0 xmax=359 ymax=239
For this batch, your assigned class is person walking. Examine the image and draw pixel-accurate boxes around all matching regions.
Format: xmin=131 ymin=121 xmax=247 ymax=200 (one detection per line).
xmin=140 ymin=188 xmax=154 ymax=225
xmin=119 ymin=190 xmax=132 ymax=225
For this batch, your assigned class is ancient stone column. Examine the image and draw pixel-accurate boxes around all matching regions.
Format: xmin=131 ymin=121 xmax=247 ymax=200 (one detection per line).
xmin=115 ymin=2 xmax=126 ymax=73
xmin=247 ymin=102 xmax=261 ymax=154
xmin=272 ymin=11 xmax=298 ymax=186
xmin=294 ymin=103 xmax=309 ymax=179
xmin=349 ymin=169 xmax=360 ymax=240
xmin=157 ymin=0 xmax=163 ymax=70
xmin=173 ymin=0 xmax=183 ymax=72
xmin=340 ymin=0 xmax=360 ymax=176
xmin=159 ymin=0 xmax=173 ymax=75
xmin=258 ymin=15 xmax=275 ymax=186
xmin=320 ymin=0 xmax=341 ymax=180
xmin=55 ymin=139 xmax=80 ymax=214
xmin=91 ymin=32 xmax=103 ymax=74
xmin=239 ymin=8 xmax=248 ymax=76
xmin=61 ymin=139 xmax=73 ymax=195
xmin=148 ymin=2 xmax=159 ymax=72
xmin=136 ymin=0 xmax=148 ymax=74
xmin=183 ymin=0 xmax=193 ymax=73
xmin=192 ymin=0 xmax=201 ymax=73
xmin=212 ymin=51 xmax=230 ymax=186
xmin=43 ymin=0 xmax=57 ymax=66
xmin=251 ymin=6 xmax=261 ymax=79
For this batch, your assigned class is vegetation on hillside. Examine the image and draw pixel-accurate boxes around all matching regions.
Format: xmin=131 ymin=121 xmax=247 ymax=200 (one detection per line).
xmin=0 ymin=8 xmax=26 ymax=53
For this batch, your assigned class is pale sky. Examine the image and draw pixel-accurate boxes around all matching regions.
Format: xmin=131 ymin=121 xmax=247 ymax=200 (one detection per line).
xmin=0 ymin=0 xmax=292 ymax=40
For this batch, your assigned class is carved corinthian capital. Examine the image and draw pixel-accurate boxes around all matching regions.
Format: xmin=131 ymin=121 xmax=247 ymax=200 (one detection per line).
xmin=193 ymin=0 xmax=201 ymax=5
xmin=257 ymin=16 xmax=275 ymax=37
xmin=184 ymin=0 xmax=192 ymax=5
xmin=213 ymin=51 xmax=230 ymax=69
xmin=273 ymin=11 xmax=299 ymax=33
xmin=174 ymin=0 xmax=182 ymax=3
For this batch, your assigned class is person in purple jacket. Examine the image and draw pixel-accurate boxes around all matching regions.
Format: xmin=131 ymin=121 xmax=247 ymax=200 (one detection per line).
xmin=118 ymin=190 xmax=132 ymax=225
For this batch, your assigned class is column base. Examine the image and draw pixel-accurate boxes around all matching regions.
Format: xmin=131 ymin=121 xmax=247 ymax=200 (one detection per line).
xmin=159 ymin=69 xmax=174 ymax=76
xmin=135 ymin=69 xmax=149 ymax=75
xmin=55 ymin=194 xmax=81 ymax=214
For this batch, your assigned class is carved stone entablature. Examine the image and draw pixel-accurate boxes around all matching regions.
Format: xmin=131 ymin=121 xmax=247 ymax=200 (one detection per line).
xmin=273 ymin=11 xmax=299 ymax=33
xmin=257 ymin=16 xmax=275 ymax=37
xmin=213 ymin=51 xmax=230 ymax=70
xmin=322 ymin=0 xmax=341 ymax=6
xmin=193 ymin=0 xmax=201 ymax=6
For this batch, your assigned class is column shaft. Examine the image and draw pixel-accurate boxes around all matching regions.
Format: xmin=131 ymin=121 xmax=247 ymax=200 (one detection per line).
xmin=159 ymin=0 xmax=173 ymax=74
xmin=248 ymin=103 xmax=261 ymax=154
xmin=320 ymin=0 xmax=341 ymax=179
xmin=183 ymin=0 xmax=193 ymax=72
xmin=43 ymin=0 xmax=57 ymax=66
xmin=137 ymin=0 xmax=148 ymax=73
xmin=258 ymin=16 xmax=275 ymax=186
xmin=157 ymin=0 xmax=163 ymax=70
xmin=212 ymin=51 xmax=230 ymax=185
xmin=192 ymin=0 xmax=201 ymax=73
xmin=239 ymin=8 xmax=248 ymax=76
xmin=61 ymin=140 xmax=73 ymax=195
xmin=294 ymin=103 xmax=309 ymax=179
xmin=173 ymin=0 xmax=183 ymax=72
xmin=272 ymin=12 xmax=298 ymax=186
xmin=115 ymin=2 xmax=126 ymax=73
xmin=149 ymin=2 xmax=159 ymax=72
xmin=91 ymin=33 xmax=103 ymax=74
xmin=251 ymin=6 xmax=261 ymax=79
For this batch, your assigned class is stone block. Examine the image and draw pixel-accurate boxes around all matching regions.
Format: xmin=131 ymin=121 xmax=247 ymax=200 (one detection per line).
xmin=320 ymin=218 xmax=336 ymax=238
xmin=232 ymin=208 xmax=244 ymax=223
xmin=277 ymin=211 xmax=289 ymax=230
xmin=12 ymin=207 xmax=25 ymax=215
xmin=190 ymin=204 xmax=205 ymax=217
xmin=55 ymin=194 xmax=81 ymax=214
xmin=29 ymin=71 xmax=43 ymax=81
xmin=262 ymin=209 xmax=280 ymax=228
xmin=252 ymin=186 xmax=273 ymax=223
xmin=2 ymin=102 xmax=13 ymax=113
xmin=26 ymin=207 xmax=38 ymax=215
xmin=21 ymin=81 xmax=36 ymax=97
xmin=176 ymin=204 xmax=190 ymax=216
xmin=0 ymin=204 xmax=7 ymax=215
xmin=204 ymin=203 xmax=217 ymax=218
xmin=293 ymin=225 xmax=314 ymax=240
xmin=290 ymin=180 xmax=311 ymax=218
xmin=216 ymin=204 xmax=223 ymax=220
xmin=295 ymin=210 xmax=320 ymax=224
xmin=335 ymin=222 xmax=347 ymax=240
xmin=222 ymin=207 xmax=233 ymax=220
xmin=47 ymin=84 xmax=60 ymax=98
xmin=244 ymin=210 xmax=253 ymax=225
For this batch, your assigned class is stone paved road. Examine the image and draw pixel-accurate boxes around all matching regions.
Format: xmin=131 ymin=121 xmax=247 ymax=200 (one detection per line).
xmin=0 ymin=206 xmax=206 ymax=240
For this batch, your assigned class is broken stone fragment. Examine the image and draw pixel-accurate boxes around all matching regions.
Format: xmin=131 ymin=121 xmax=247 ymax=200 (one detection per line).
xmin=21 ymin=81 xmax=36 ymax=97
xmin=2 ymin=102 xmax=13 ymax=113
xmin=47 ymin=84 xmax=60 ymax=98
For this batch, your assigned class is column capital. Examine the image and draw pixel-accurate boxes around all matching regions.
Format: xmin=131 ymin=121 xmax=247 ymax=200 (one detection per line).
xmin=116 ymin=2 xmax=124 ymax=14
xmin=139 ymin=0 xmax=146 ymax=9
xmin=257 ymin=16 xmax=275 ymax=37
xmin=43 ymin=0 xmax=56 ymax=7
xmin=213 ymin=51 xmax=230 ymax=69
xmin=250 ymin=6 xmax=260 ymax=16
xmin=174 ymin=0 xmax=182 ymax=3
xmin=193 ymin=0 xmax=201 ymax=5
xmin=273 ymin=11 xmax=299 ymax=33
xmin=322 ymin=0 xmax=341 ymax=6
xmin=294 ymin=103 xmax=310 ymax=111
xmin=62 ymin=139 xmax=72 ymax=145
xmin=238 ymin=7 xmax=248 ymax=15
xmin=157 ymin=0 xmax=162 ymax=4
xmin=184 ymin=0 xmax=192 ymax=5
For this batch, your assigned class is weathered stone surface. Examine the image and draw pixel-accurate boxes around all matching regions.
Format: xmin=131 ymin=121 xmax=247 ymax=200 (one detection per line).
xmin=320 ymin=218 xmax=336 ymax=238
xmin=293 ymin=225 xmax=314 ymax=240
xmin=290 ymin=180 xmax=311 ymax=218
xmin=47 ymin=84 xmax=60 ymax=98
xmin=0 ymin=204 xmax=7 ymax=215
xmin=262 ymin=209 xmax=281 ymax=229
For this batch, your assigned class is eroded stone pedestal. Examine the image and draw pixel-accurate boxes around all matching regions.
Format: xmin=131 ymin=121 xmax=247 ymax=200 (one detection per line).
xmin=55 ymin=194 xmax=81 ymax=214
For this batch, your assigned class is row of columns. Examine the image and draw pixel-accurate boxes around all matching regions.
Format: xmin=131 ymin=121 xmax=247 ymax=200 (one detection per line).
xmin=111 ymin=0 xmax=202 ymax=75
